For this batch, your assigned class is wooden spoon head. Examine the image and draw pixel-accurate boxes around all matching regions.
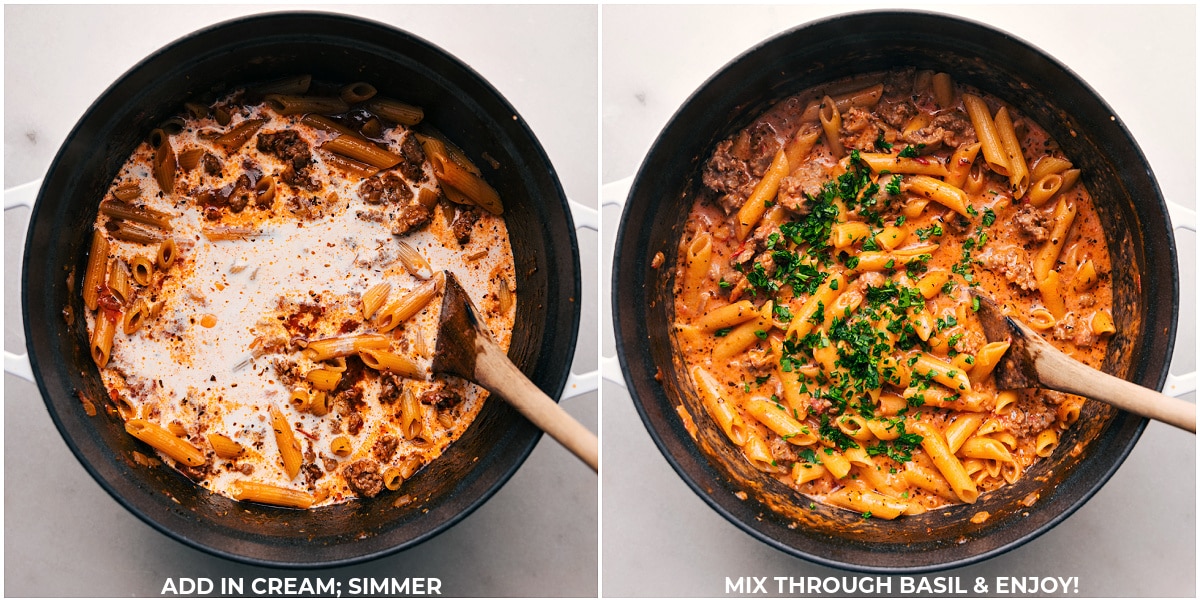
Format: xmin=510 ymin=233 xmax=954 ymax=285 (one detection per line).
xmin=970 ymin=290 xmax=1041 ymax=390
xmin=431 ymin=270 xmax=490 ymax=382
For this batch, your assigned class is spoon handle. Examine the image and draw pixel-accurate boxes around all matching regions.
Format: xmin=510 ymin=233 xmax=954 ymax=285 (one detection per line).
xmin=1036 ymin=345 xmax=1196 ymax=433
xmin=473 ymin=336 xmax=600 ymax=471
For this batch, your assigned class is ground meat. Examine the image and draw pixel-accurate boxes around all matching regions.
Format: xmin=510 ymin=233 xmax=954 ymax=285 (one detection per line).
xmin=952 ymin=329 xmax=986 ymax=356
xmin=999 ymin=390 xmax=1060 ymax=437
xmin=840 ymin=106 xmax=884 ymax=152
xmin=1077 ymin=293 xmax=1096 ymax=308
xmin=391 ymin=203 xmax=432 ymax=236
xmin=398 ymin=135 xmax=428 ymax=182
xmin=768 ymin=433 xmax=799 ymax=464
xmin=346 ymin=412 xmax=364 ymax=436
xmin=842 ymin=106 xmax=874 ymax=133
xmin=1013 ymin=205 xmax=1051 ymax=243
xmin=977 ymin=246 xmax=1039 ymax=292
xmin=451 ymin=207 xmax=479 ymax=243
xmin=239 ymin=463 xmax=254 ymax=475
xmin=286 ymin=193 xmax=323 ymax=219
xmin=227 ymin=174 xmax=252 ymax=212
xmin=753 ymin=252 xmax=777 ymax=278
xmin=343 ymin=460 xmax=383 ymax=498
xmin=355 ymin=209 xmax=386 ymax=223
xmin=843 ymin=127 xmax=885 ymax=153
xmin=359 ymin=173 xmax=414 ymax=204
xmin=702 ymin=139 xmax=755 ymax=214
xmin=881 ymin=69 xmax=915 ymax=101
xmin=743 ymin=347 xmax=775 ymax=375
xmin=321 ymin=455 xmax=338 ymax=473
xmin=257 ymin=130 xmax=311 ymax=172
xmin=373 ymin=434 xmax=398 ymax=462
xmin=745 ymin=121 xmax=782 ymax=177
xmin=1052 ymin=312 xmax=1099 ymax=347
xmin=379 ymin=373 xmax=402 ymax=403
xmin=280 ymin=165 xmax=318 ymax=191
xmin=879 ymin=99 xmax=918 ymax=129
xmin=718 ymin=270 xmax=746 ymax=299
xmin=730 ymin=240 xmax=759 ymax=269
xmin=271 ymin=357 xmax=301 ymax=387
xmin=777 ymin=163 xmax=825 ymax=215
xmin=419 ymin=387 xmax=463 ymax=410
xmin=303 ymin=462 xmax=323 ymax=488
xmin=201 ymin=152 xmax=222 ymax=176
xmin=195 ymin=175 xmax=254 ymax=216
xmin=901 ymin=125 xmax=945 ymax=151
xmin=930 ymin=111 xmax=976 ymax=148
xmin=257 ymin=130 xmax=317 ymax=191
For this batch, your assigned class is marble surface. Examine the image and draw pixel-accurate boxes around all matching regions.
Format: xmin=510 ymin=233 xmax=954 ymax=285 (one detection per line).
xmin=4 ymin=5 xmax=597 ymax=597
xmin=602 ymin=5 xmax=1195 ymax=597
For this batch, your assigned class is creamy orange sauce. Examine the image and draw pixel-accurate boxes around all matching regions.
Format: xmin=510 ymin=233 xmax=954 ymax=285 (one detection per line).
xmin=673 ymin=69 xmax=1112 ymax=519
xmin=83 ymin=82 xmax=516 ymax=507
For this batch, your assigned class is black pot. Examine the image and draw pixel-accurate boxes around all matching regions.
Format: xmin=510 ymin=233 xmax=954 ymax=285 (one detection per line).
xmin=613 ymin=10 xmax=1177 ymax=572
xmin=20 ymin=12 xmax=580 ymax=567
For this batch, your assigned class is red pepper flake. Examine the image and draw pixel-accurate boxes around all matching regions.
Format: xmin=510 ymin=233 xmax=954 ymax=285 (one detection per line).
xmin=294 ymin=425 xmax=319 ymax=442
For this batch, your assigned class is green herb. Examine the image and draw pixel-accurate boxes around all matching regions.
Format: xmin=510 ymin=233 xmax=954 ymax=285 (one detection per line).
xmin=982 ymin=207 xmax=996 ymax=227
xmin=773 ymin=303 xmax=794 ymax=322
xmin=714 ymin=327 xmax=732 ymax=337
xmin=875 ymin=133 xmax=893 ymax=152
xmin=886 ymin=175 xmax=903 ymax=196
xmin=861 ymin=234 xmax=881 ymax=252
xmin=914 ymin=224 xmax=944 ymax=241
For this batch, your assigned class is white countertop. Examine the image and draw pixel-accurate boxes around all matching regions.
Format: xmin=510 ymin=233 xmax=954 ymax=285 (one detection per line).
xmin=3 ymin=5 xmax=597 ymax=597
xmin=602 ymin=5 xmax=1195 ymax=597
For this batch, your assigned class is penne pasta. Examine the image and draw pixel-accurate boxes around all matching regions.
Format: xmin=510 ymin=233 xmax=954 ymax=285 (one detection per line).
xmin=818 ymin=95 xmax=845 ymax=159
xmin=233 ymin=481 xmax=314 ymax=509
xmin=339 ymin=82 xmax=378 ymax=104
xmin=304 ymin=334 xmax=390 ymax=361
xmin=214 ymin=118 xmax=266 ymax=152
xmin=82 ymin=230 xmax=109 ymax=311
xmin=208 ymin=433 xmax=244 ymax=459
xmin=265 ymin=94 xmax=350 ymax=115
xmin=736 ymin=149 xmax=788 ymax=240
xmin=858 ymin=153 xmax=950 ymax=178
xmin=376 ymin=276 xmax=443 ymax=333
xmin=149 ymin=129 xmax=177 ymax=194
xmin=126 ymin=419 xmax=206 ymax=467
xmin=359 ymin=348 xmax=423 ymax=379
xmin=962 ymin=93 xmax=1010 ymax=176
xmin=365 ymin=97 xmax=425 ymax=126
xmin=268 ymin=404 xmax=303 ymax=480
xmin=432 ymin=154 xmax=504 ymax=215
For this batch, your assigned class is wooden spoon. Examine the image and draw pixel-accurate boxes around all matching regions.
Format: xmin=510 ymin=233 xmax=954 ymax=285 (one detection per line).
xmin=432 ymin=270 xmax=599 ymax=471
xmin=971 ymin=290 xmax=1195 ymax=433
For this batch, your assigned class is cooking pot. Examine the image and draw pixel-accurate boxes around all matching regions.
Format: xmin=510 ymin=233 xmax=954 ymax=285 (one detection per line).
xmin=612 ymin=10 xmax=1186 ymax=572
xmin=7 ymin=11 xmax=586 ymax=567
